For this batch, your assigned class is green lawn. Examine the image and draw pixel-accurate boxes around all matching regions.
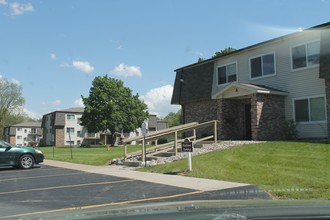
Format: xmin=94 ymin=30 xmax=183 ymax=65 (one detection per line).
xmin=38 ymin=145 xmax=145 ymax=166
xmin=138 ymin=142 xmax=330 ymax=199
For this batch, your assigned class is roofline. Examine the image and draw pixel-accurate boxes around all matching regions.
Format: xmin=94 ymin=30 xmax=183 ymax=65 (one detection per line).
xmin=175 ymin=21 xmax=330 ymax=72
xmin=43 ymin=108 xmax=84 ymax=116
xmin=6 ymin=122 xmax=42 ymax=128
xmin=212 ymin=82 xmax=288 ymax=99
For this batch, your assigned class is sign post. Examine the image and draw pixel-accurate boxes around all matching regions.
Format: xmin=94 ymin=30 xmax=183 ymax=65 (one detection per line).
xmin=181 ymin=138 xmax=193 ymax=171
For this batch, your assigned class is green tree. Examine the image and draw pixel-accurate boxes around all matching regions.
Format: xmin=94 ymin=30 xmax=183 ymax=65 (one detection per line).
xmin=163 ymin=109 xmax=181 ymax=127
xmin=80 ymin=75 xmax=149 ymax=146
xmin=197 ymin=57 xmax=205 ymax=62
xmin=212 ymin=47 xmax=236 ymax=58
xmin=0 ymin=78 xmax=25 ymax=135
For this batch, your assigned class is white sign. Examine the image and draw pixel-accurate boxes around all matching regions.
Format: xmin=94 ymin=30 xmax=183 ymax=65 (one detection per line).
xmin=141 ymin=122 xmax=147 ymax=136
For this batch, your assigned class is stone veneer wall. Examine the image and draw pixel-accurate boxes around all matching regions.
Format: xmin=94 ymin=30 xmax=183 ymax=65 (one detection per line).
xmin=54 ymin=127 xmax=64 ymax=146
xmin=251 ymin=93 xmax=285 ymax=140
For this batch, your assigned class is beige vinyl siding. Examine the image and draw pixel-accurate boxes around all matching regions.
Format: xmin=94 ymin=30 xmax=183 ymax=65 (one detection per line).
xmin=212 ymin=29 xmax=326 ymax=138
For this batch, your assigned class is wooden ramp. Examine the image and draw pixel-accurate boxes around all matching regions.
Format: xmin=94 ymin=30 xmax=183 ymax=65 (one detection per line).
xmin=122 ymin=120 xmax=219 ymax=164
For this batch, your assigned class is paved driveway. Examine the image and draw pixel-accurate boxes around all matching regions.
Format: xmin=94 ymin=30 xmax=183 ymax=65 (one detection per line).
xmin=0 ymin=164 xmax=269 ymax=219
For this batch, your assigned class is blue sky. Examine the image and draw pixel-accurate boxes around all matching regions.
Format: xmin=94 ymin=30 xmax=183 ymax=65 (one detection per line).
xmin=1 ymin=0 xmax=330 ymax=119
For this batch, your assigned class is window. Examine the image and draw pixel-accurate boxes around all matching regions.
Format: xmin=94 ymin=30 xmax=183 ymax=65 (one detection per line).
xmin=66 ymin=141 xmax=74 ymax=145
xmin=292 ymin=41 xmax=320 ymax=70
xmin=66 ymin=127 xmax=75 ymax=134
xmin=17 ymin=128 xmax=22 ymax=131
xmin=217 ymin=62 xmax=237 ymax=85
xmin=77 ymin=130 xmax=81 ymax=137
xmin=67 ymin=114 xmax=75 ymax=120
xmin=17 ymin=136 xmax=22 ymax=140
xmin=294 ymin=96 xmax=326 ymax=122
xmin=250 ymin=53 xmax=275 ymax=78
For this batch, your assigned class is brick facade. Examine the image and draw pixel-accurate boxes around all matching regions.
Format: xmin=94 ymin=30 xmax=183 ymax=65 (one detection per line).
xmin=182 ymin=93 xmax=286 ymax=141
xmin=251 ymin=94 xmax=285 ymax=140
xmin=54 ymin=127 xmax=64 ymax=146
xmin=183 ymin=99 xmax=219 ymax=138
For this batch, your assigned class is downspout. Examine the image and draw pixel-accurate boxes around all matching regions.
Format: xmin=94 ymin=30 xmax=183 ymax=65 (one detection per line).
xmin=179 ymin=69 xmax=185 ymax=124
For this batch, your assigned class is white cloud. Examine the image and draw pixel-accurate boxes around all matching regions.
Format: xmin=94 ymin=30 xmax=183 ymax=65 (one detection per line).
xmin=73 ymin=98 xmax=84 ymax=107
xmin=23 ymin=108 xmax=41 ymax=119
xmin=72 ymin=60 xmax=94 ymax=74
xmin=10 ymin=2 xmax=34 ymax=16
xmin=0 ymin=76 xmax=20 ymax=85
xmin=111 ymin=63 xmax=142 ymax=77
xmin=10 ymin=78 xmax=20 ymax=85
xmin=0 ymin=0 xmax=7 ymax=5
xmin=140 ymin=85 xmax=180 ymax=117
xmin=50 ymin=53 xmax=57 ymax=60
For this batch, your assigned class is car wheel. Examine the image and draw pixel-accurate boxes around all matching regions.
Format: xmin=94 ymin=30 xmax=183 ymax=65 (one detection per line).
xmin=19 ymin=154 xmax=35 ymax=169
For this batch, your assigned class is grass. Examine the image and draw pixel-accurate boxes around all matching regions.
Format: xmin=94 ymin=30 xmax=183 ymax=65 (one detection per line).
xmin=138 ymin=142 xmax=330 ymax=199
xmin=38 ymin=145 xmax=146 ymax=166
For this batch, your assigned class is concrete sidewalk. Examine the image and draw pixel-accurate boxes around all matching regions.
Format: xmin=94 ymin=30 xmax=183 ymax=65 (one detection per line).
xmin=43 ymin=160 xmax=250 ymax=191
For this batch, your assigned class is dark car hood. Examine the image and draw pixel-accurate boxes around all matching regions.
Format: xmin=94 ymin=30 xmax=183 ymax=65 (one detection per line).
xmin=26 ymin=200 xmax=330 ymax=220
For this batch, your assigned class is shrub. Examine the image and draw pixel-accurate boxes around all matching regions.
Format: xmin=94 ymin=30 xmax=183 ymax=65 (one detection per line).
xmin=280 ymin=120 xmax=298 ymax=140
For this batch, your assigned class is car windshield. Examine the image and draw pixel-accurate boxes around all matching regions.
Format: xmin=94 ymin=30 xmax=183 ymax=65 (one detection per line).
xmin=1 ymin=0 xmax=330 ymax=219
xmin=0 ymin=140 xmax=16 ymax=148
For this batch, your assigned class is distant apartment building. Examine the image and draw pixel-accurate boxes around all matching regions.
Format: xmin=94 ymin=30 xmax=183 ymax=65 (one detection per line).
xmin=3 ymin=122 xmax=43 ymax=147
xmin=123 ymin=114 xmax=169 ymax=143
xmin=41 ymin=107 xmax=100 ymax=146
xmin=40 ymin=108 xmax=169 ymax=146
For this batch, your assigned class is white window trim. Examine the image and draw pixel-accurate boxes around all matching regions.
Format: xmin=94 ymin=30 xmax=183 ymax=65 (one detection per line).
xmin=66 ymin=114 xmax=75 ymax=120
xmin=66 ymin=127 xmax=75 ymax=134
xmin=216 ymin=61 xmax=238 ymax=86
xmin=292 ymin=95 xmax=327 ymax=124
xmin=290 ymin=40 xmax=320 ymax=72
xmin=249 ymin=51 xmax=276 ymax=80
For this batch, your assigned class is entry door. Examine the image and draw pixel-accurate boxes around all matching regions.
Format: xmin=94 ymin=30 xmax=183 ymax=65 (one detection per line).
xmin=245 ymin=104 xmax=252 ymax=140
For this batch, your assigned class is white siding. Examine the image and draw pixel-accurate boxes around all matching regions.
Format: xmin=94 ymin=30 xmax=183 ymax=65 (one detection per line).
xmin=212 ymin=29 xmax=326 ymax=138
xmin=65 ymin=113 xmax=83 ymax=145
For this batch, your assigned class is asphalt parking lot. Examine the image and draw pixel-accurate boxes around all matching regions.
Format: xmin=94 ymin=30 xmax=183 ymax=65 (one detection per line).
xmin=0 ymin=164 xmax=270 ymax=219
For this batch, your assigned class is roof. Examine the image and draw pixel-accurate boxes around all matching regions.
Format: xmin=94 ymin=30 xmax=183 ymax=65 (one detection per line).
xmin=43 ymin=107 xmax=84 ymax=116
xmin=4 ymin=122 xmax=42 ymax=136
xmin=56 ymin=107 xmax=84 ymax=113
xmin=175 ymin=21 xmax=330 ymax=72
xmin=212 ymin=82 xmax=288 ymax=99
xmin=10 ymin=122 xmax=42 ymax=127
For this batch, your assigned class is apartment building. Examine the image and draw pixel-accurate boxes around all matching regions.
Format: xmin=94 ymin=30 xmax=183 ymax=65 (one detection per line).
xmin=3 ymin=122 xmax=43 ymax=147
xmin=171 ymin=21 xmax=330 ymax=140
xmin=41 ymin=107 xmax=99 ymax=146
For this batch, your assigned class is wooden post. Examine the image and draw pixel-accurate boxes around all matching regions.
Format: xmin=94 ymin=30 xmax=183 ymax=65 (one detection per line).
xmin=142 ymin=138 xmax=146 ymax=162
xmin=193 ymin=129 xmax=196 ymax=143
xmin=174 ymin=131 xmax=178 ymax=156
xmin=124 ymin=144 xmax=127 ymax=161
xmin=214 ymin=120 xmax=218 ymax=143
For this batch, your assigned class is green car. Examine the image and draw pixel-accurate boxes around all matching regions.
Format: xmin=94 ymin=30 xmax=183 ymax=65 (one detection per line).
xmin=0 ymin=140 xmax=44 ymax=169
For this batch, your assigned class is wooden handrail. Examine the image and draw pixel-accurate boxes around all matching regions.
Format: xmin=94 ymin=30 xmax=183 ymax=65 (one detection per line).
xmin=123 ymin=120 xmax=219 ymax=162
